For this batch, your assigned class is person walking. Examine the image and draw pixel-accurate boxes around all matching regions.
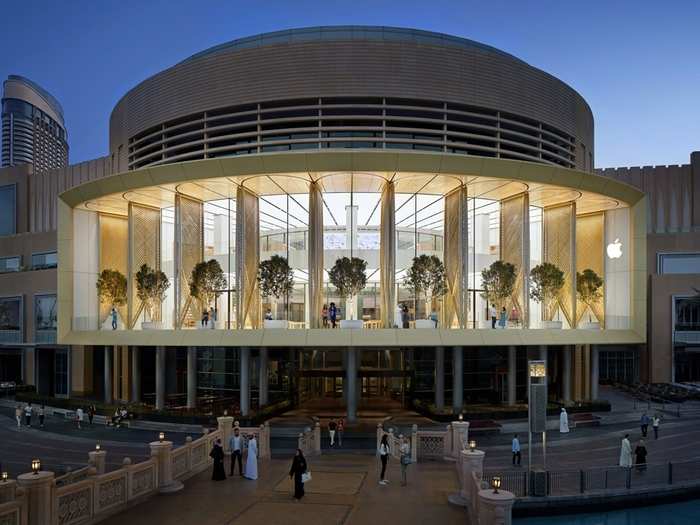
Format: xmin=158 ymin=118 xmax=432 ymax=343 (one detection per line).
xmin=15 ymin=405 xmax=22 ymax=428
xmin=209 ymin=307 xmax=216 ymax=329
xmin=619 ymin=434 xmax=633 ymax=468
xmin=395 ymin=303 xmax=403 ymax=328
xmin=289 ymin=449 xmax=308 ymax=501
xmin=111 ymin=307 xmax=118 ymax=330
xmin=634 ymin=439 xmax=648 ymax=472
xmin=322 ymin=304 xmax=329 ymax=328
xmin=337 ymin=418 xmax=345 ymax=448
xmin=559 ymin=408 xmax=570 ymax=433
xmin=88 ymin=405 xmax=95 ymax=426
xmin=378 ymin=434 xmax=390 ymax=485
xmin=328 ymin=418 xmax=337 ymax=447
xmin=244 ymin=434 xmax=258 ymax=480
xmin=640 ymin=413 xmax=650 ymax=437
xmin=652 ymin=415 xmax=661 ymax=439
xmin=401 ymin=304 xmax=409 ymax=329
xmin=399 ymin=436 xmax=411 ymax=486
xmin=24 ymin=403 xmax=32 ymax=427
xmin=38 ymin=404 xmax=45 ymax=428
xmin=329 ymin=302 xmax=337 ymax=328
xmin=229 ymin=427 xmax=243 ymax=476
xmin=76 ymin=407 xmax=84 ymax=429
xmin=210 ymin=438 xmax=226 ymax=481
xmin=512 ymin=434 xmax=521 ymax=466
xmin=490 ymin=304 xmax=497 ymax=329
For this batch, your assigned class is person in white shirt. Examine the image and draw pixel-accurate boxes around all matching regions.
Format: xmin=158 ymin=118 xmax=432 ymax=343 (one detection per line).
xmin=652 ymin=415 xmax=661 ymax=439
xmin=512 ymin=434 xmax=521 ymax=466
xmin=39 ymin=405 xmax=45 ymax=428
xmin=24 ymin=403 xmax=33 ymax=427
xmin=229 ymin=428 xmax=243 ymax=476
xmin=489 ymin=304 xmax=497 ymax=329
xmin=76 ymin=407 xmax=84 ymax=429
xmin=619 ymin=434 xmax=633 ymax=468
xmin=559 ymin=408 xmax=570 ymax=433
xmin=378 ymin=434 xmax=390 ymax=485
xmin=244 ymin=435 xmax=258 ymax=480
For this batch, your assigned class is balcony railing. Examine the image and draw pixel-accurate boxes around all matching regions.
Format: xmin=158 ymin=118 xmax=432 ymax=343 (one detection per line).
xmin=0 ymin=330 xmax=22 ymax=343
xmin=35 ymin=329 xmax=57 ymax=344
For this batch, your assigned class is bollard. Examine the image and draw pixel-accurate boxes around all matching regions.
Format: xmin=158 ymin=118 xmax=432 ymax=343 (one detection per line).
xmin=217 ymin=415 xmax=234 ymax=454
xmin=17 ymin=471 xmax=55 ymax=525
xmin=411 ymin=424 xmax=418 ymax=464
xmin=478 ymin=488 xmax=515 ymax=525
xmin=88 ymin=449 xmax=107 ymax=475
xmin=150 ymin=440 xmax=183 ymax=493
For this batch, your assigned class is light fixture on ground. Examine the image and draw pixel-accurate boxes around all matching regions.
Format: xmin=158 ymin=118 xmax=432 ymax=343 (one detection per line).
xmin=1 ymin=471 xmax=8 ymax=482
xmin=159 ymin=432 xmax=165 ymax=442
xmin=491 ymin=476 xmax=501 ymax=494
xmin=469 ymin=440 xmax=476 ymax=452
xmin=95 ymin=443 xmax=101 ymax=451
xmin=31 ymin=459 xmax=40 ymax=475
xmin=458 ymin=413 xmax=463 ymax=421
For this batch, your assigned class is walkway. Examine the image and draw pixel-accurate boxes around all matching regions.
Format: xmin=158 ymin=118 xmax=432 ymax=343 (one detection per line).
xmin=99 ymin=454 xmax=465 ymax=525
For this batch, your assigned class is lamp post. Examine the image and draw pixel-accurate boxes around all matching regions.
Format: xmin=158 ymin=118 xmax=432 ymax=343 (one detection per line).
xmin=469 ymin=440 xmax=476 ymax=452
xmin=491 ymin=476 xmax=501 ymax=494
xmin=159 ymin=432 xmax=165 ymax=443
xmin=31 ymin=459 xmax=41 ymax=475
xmin=1 ymin=472 xmax=8 ymax=482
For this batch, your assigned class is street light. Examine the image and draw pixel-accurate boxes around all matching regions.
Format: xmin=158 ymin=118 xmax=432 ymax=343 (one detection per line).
xmin=469 ymin=440 xmax=476 ymax=452
xmin=31 ymin=459 xmax=41 ymax=475
xmin=159 ymin=432 xmax=165 ymax=442
xmin=1 ymin=472 xmax=8 ymax=482
xmin=95 ymin=443 xmax=101 ymax=451
xmin=491 ymin=476 xmax=501 ymax=494
xmin=458 ymin=413 xmax=464 ymax=421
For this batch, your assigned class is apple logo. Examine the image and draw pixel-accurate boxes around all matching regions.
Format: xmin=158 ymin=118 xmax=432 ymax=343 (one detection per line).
xmin=606 ymin=238 xmax=622 ymax=259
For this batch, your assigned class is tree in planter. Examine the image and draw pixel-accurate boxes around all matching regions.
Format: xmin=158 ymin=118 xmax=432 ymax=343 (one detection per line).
xmin=189 ymin=259 xmax=227 ymax=319
xmin=403 ymin=255 xmax=448 ymax=319
xmin=135 ymin=264 xmax=170 ymax=323
xmin=576 ymin=268 xmax=604 ymax=324
xmin=257 ymin=255 xmax=295 ymax=320
xmin=328 ymin=257 xmax=367 ymax=321
xmin=96 ymin=269 xmax=127 ymax=322
xmin=480 ymin=260 xmax=517 ymax=313
xmin=529 ymin=262 xmax=565 ymax=322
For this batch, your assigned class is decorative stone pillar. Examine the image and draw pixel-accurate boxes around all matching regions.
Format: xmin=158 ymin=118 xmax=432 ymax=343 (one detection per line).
xmin=449 ymin=448 xmax=485 ymax=507
xmin=88 ymin=449 xmax=107 ymax=474
xmin=452 ymin=347 xmax=463 ymax=415
xmin=478 ymin=489 xmax=516 ymax=525
xmin=508 ymin=346 xmax=517 ymax=405
xmin=380 ymin=180 xmax=396 ymax=328
xmin=149 ymin=440 xmax=183 ymax=493
xmin=0 ymin=479 xmax=17 ymax=504
xmin=308 ymin=181 xmax=324 ymax=328
xmin=591 ymin=345 xmax=600 ymax=401
xmin=155 ymin=346 xmax=165 ymax=410
xmin=450 ymin=420 xmax=470 ymax=458
xmin=435 ymin=347 xmax=445 ymax=410
xmin=104 ymin=346 xmax=113 ymax=404
xmin=259 ymin=348 xmax=269 ymax=406
xmin=240 ymin=347 xmax=250 ymax=417
xmin=131 ymin=347 xmax=141 ymax=403
xmin=186 ymin=347 xmax=197 ymax=409
xmin=346 ymin=349 xmax=358 ymax=423
xmin=17 ymin=471 xmax=55 ymax=525
xmin=217 ymin=415 xmax=234 ymax=453
xmin=562 ymin=345 xmax=572 ymax=403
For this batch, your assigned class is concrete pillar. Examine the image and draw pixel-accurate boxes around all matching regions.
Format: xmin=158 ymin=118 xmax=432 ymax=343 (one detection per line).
xmin=240 ymin=347 xmax=250 ymax=417
xmin=0 ymin=480 xmax=17 ymax=504
xmin=88 ymin=449 xmax=107 ymax=475
xmin=346 ymin=348 xmax=358 ymax=423
xmin=562 ymin=346 xmax=572 ymax=403
xmin=259 ymin=348 xmax=269 ymax=406
xmin=104 ymin=346 xmax=112 ymax=404
xmin=17 ymin=471 xmax=55 ymax=525
xmin=573 ymin=345 xmax=583 ymax=401
xmin=187 ymin=347 xmax=197 ymax=409
xmin=435 ymin=347 xmax=445 ymax=410
xmin=155 ymin=346 xmax=165 ymax=410
xmin=508 ymin=346 xmax=517 ymax=406
xmin=149 ymin=440 xmax=183 ymax=493
xmin=539 ymin=345 xmax=548 ymax=363
xmin=217 ymin=416 xmax=234 ymax=453
xmin=131 ymin=347 xmax=141 ymax=403
xmin=591 ymin=345 xmax=600 ymax=401
xmin=452 ymin=347 xmax=463 ymax=414
xmin=478 ymin=489 xmax=515 ymax=525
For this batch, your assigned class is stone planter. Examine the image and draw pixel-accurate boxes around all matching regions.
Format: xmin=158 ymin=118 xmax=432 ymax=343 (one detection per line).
xmin=264 ymin=319 xmax=288 ymax=329
xmin=542 ymin=320 xmax=563 ymax=329
xmin=415 ymin=319 xmax=436 ymax=329
xmin=142 ymin=321 xmax=163 ymax=330
xmin=340 ymin=319 xmax=363 ymax=329
xmin=579 ymin=321 xmax=600 ymax=330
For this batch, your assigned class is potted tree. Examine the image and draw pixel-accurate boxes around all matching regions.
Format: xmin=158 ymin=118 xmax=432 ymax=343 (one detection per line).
xmin=530 ymin=262 xmax=565 ymax=329
xmin=258 ymin=255 xmax=295 ymax=328
xmin=135 ymin=264 xmax=170 ymax=330
xmin=189 ymin=259 xmax=227 ymax=329
xmin=403 ymin=255 xmax=448 ymax=328
xmin=328 ymin=256 xmax=367 ymax=329
xmin=96 ymin=269 xmax=127 ymax=330
xmin=577 ymin=268 xmax=604 ymax=329
xmin=480 ymin=260 xmax=517 ymax=329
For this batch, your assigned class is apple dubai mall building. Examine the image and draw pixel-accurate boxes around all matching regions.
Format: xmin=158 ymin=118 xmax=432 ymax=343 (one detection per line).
xmin=56 ymin=27 xmax=646 ymax=419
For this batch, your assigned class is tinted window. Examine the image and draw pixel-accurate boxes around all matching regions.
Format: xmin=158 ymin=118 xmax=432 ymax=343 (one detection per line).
xmin=0 ymin=185 xmax=16 ymax=236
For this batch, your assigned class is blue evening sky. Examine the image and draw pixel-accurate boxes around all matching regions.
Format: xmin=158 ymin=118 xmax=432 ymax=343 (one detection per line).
xmin=1 ymin=0 xmax=698 ymax=168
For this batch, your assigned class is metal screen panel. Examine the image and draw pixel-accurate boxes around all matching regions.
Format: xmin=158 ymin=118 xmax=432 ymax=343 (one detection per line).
xmin=529 ymin=383 xmax=547 ymax=433
xmin=236 ymin=186 xmax=260 ymax=328
xmin=443 ymin=185 xmax=468 ymax=328
xmin=379 ymin=181 xmax=396 ymax=328
xmin=499 ymin=192 xmax=530 ymax=327
xmin=128 ymin=203 xmax=161 ymax=328
xmin=174 ymin=194 xmax=203 ymax=328
xmin=543 ymin=202 xmax=576 ymax=326
xmin=576 ymin=212 xmax=605 ymax=327
xmin=98 ymin=214 xmax=128 ymax=325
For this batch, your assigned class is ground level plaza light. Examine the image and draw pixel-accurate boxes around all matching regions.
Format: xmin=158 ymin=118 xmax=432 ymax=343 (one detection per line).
xmin=159 ymin=432 xmax=165 ymax=442
xmin=491 ymin=476 xmax=501 ymax=494
xmin=95 ymin=443 xmax=101 ymax=451
xmin=469 ymin=440 xmax=476 ymax=452
xmin=1 ymin=472 xmax=8 ymax=482
xmin=31 ymin=459 xmax=40 ymax=475
xmin=528 ymin=359 xmax=548 ymax=476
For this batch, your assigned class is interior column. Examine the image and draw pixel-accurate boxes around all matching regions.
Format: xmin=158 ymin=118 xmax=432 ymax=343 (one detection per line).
xmin=240 ymin=347 xmax=250 ymax=416
xmin=346 ymin=349 xmax=358 ymax=423
xmin=452 ymin=347 xmax=463 ymax=414
xmin=380 ymin=180 xmax=396 ymax=328
xmin=259 ymin=348 xmax=269 ymax=406
xmin=155 ymin=346 xmax=165 ymax=410
xmin=508 ymin=346 xmax=517 ymax=405
xmin=562 ymin=346 xmax=572 ymax=403
xmin=104 ymin=346 xmax=112 ymax=404
xmin=435 ymin=347 xmax=445 ymax=410
xmin=131 ymin=347 xmax=140 ymax=403
xmin=590 ymin=345 xmax=600 ymax=400
xmin=186 ymin=347 xmax=197 ymax=408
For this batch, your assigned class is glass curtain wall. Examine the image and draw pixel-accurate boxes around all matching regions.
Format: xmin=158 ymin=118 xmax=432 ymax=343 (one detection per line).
xmin=161 ymin=207 xmax=175 ymax=328
xmin=528 ymin=205 xmax=543 ymax=328
xmin=203 ymin=199 xmax=236 ymax=328
xmin=468 ymin=199 xmax=500 ymax=328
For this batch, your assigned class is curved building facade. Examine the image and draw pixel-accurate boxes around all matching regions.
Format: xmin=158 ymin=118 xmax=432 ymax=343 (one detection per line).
xmin=56 ymin=27 xmax=645 ymax=418
xmin=1 ymin=75 xmax=68 ymax=171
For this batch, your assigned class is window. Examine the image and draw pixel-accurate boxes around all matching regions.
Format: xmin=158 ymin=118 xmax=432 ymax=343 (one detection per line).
xmin=0 ymin=256 xmax=21 ymax=273
xmin=0 ymin=184 xmax=16 ymax=236
xmin=658 ymin=253 xmax=700 ymax=274
xmin=35 ymin=294 xmax=57 ymax=331
xmin=32 ymin=251 xmax=57 ymax=270
xmin=0 ymin=296 xmax=22 ymax=342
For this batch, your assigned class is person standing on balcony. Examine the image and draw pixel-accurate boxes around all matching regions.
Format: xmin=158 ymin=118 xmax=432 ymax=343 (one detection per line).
xmin=395 ymin=303 xmax=402 ymax=328
xmin=210 ymin=307 xmax=216 ymax=328
xmin=619 ymin=434 xmax=633 ymax=468
xmin=401 ymin=304 xmax=409 ymax=329
xmin=329 ymin=303 xmax=337 ymax=328
xmin=111 ymin=307 xmax=118 ymax=330
xmin=499 ymin=307 xmax=507 ymax=329
xmin=490 ymin=304 xmax=497 ymax=329
xmin=512 ymin=434 xmax=521 ymax=466
xmin=322 ymin=304 xmax=329 ymax=328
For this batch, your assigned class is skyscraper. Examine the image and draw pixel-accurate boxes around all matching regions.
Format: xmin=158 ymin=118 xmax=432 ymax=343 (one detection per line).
xmin=1 ymin=75 xmax=68 ymax=171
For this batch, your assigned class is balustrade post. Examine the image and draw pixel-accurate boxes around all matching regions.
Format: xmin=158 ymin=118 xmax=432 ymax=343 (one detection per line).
xmin=149 ymin=440 xmax=183 ymax=493
xmin=443 ymin=424 xmax=453 ymax=459
xmin=314 ymin=422 xmax=321 ymax=454
xmin=411 ymin=424 xmax=418 ymax=463
xmin=478 ymin=488 xmax=515 ymax=525
xmin=217 ymin=415 xmax=234 ymax=454
xmin=0 ymin=479 xmax=17 ymax=504
xmin=17 ymin=471 xmax=54 ymax=525
xmin=450 ymin=448 xmax=485 ymax=507
xmin=450 ymin=420 xmax=470 ymax=460
xmin=88 ymin=449 xmax=107 ymax=475
xmin=185 ymin=436 xmax=193 ymax=471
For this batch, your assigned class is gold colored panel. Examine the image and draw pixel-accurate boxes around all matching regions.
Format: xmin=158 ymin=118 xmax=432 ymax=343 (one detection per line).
xmin=99 ymin=214 xmax=128 ymax=324
xmin=500 ymin=193 xmax=528 ymax=325
xmin=543 ymin=202 xmax=576 ymax=326
xmin=443 ymin=185 xmax=468 ymax=328
xmin=576 ymin=212 xmax=605 ymax=327
xmin=128 ymin=203 xmax=161 ymax=328
xmin=176 ymin=195 xmax=204 ymax=327
xmin=236 ymin=186 xmax=260 ymax=328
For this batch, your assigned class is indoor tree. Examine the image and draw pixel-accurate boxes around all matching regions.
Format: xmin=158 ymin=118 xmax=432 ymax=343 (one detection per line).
xmin=189 ymin=259 xmax=227 ymax=317
xmin=576 ymin=268 xmax=604 ymax=324
xmin=135 ymin=263 xmax=170 ymax=323
xmin=257 ymin=255 xmax=295 ymax=320
xmin=403 ymin=254 xmax=448 ymax=319
xmin=96 ymin=268 xmax=127 ymax=321
xmin=328 ymin=256 xmax=367 ymax=320
xmin=529 ymin=262 xmax=565 ymax=322
xmin=480 ymin=260 xmax=517 ymax=310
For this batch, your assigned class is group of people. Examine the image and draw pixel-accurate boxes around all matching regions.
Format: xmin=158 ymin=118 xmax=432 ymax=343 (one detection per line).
xmin=619 ymin=413 xmax=662 ymax=471
xmin=210 ymin=428 xmax=259 ymax=481
xmin=489 ymin=304 xmax=519 ymax=329
xmin=14 ymin=403 xmax=46 ymax=429
xmin=378 ymin=433 xmax=412 ymax=486
xmin=110 ymin=406 xmax=129 ymax=428
xmin=321 ymin=303 xmax=339 ymax=328
xmin=327 ymin=417 xmax=344 ymax=447
xmin=201 ymin=307 xmax=218 ymax=328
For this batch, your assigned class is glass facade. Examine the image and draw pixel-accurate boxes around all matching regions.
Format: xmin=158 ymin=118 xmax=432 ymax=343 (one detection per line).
xmin=31 ymin=251 xmax=57 ymax=270
xmin=0 ymin=184 xmax=16 ymax=236
xmin=0 ymin=296 xmax=22 ymax=343
xmin=35 ymin=294 xmax=57 ymax=343
xmin=0 ymin=255 xmax=21 ymax=273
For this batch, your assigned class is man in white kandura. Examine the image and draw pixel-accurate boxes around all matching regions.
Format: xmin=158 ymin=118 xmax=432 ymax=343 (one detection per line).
xmin=559 ymin=408 xmax=570 ymax=433
xmin=244 ymin=434 xmax=258 ymax=480
xmin=619 ymin=434 xmax=633 ymax=468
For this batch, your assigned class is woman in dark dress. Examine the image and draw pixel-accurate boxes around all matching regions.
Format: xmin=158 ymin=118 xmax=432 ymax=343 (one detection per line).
xmin=210 ymin=438 xmax=226 ymax=481
xmin=634 ymin=439 xmax=648 ymax=472
xmin=401 ymin=304 xmax=409 ymax=329
xmin=289 ymin=448 xmax=308 ymax=500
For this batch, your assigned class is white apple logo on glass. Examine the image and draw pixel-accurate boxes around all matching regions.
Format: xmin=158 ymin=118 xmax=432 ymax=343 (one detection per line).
xmin=606 ymin=238 xmax=622 ymax=259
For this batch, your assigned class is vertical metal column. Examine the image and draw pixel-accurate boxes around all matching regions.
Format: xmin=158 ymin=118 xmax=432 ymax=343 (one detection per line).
xmin=452 ymin=347 xmax=463 ymax=414
xmin=155 ymin=347 xmax=165 ymax=410
xmin=131 ymin=347 xmax=141 ymax=403
xmin=104 ymin=346 xmax=112 ymax=404
xmin=562 ymin=346 xmax=572 ymax=403
xmin=259 ymin=348 xmax=269 ymax=406
xmin=346 ymin=349 xmax=358 ymax=423
xmin=308 ymin=181 xmax=324 ymax=328
xmin=508 ymin=346 xmax=517 ymax=405
xmin=435 ymin=347 xmax=445 ymax=410
xmin=380 ymin=180 xmax=396 ymax=328
xmin=186 ymin=347 xmax=197 ymax=408
xmin=240 ymin=347 xmax=250 ymax=416
xmin=591 ymin=345 xmax=600 ymax=400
